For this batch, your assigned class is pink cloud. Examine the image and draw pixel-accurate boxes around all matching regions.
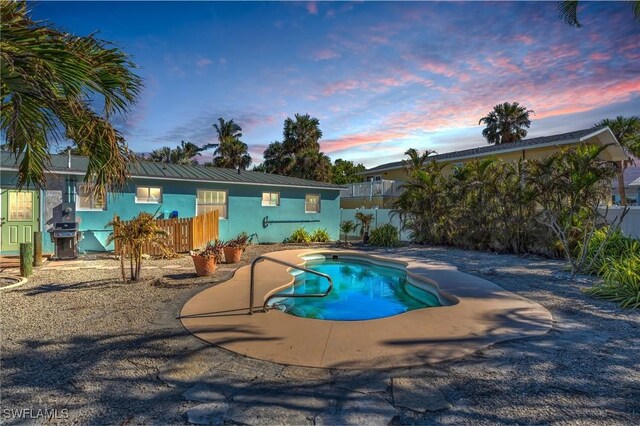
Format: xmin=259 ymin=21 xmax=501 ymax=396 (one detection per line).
xmin=321 ymin=69 xmax=433 ymax=97
xmin=514 ymin=34 xmax=535 ymax=45
xmin=321 ymin=130 xmax=408 ymax=153
xmin=590 ymin=52 xmax=612 ymax=61
xmin=312 ymin=49 xmax=341 ymax=61
xmin=418 ymin=61 xmax=457 ymax=78
xmin=486 ymin=56 xmax=522 ymax=75
xmin=322 ymin=79 xmax=366 ymax=96
xmin=306 ymin=1 xmax=318 ymax=15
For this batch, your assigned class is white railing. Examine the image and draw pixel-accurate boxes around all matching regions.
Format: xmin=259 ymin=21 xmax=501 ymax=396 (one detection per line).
xmin=340 ymin=180 xmax=404 ymax=198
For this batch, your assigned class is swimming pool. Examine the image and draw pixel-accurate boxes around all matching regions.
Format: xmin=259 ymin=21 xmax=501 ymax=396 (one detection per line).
xmin=269 ymin=256 xmax=442 ymax=320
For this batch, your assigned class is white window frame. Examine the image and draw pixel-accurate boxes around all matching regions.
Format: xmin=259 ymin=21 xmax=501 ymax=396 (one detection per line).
xmin=261 ymin=192 xmax=280 ymax=207
xmin=305 ymin=193 xmax=321 ymax=214
xmin=135 ymin=186 xmax=163 ymax=204
xmin=7 ymin=191 xmax=33 ymax=221
xmin=76 ymin=184 xmax=107 ymax=211
xmin=196 ymin=189 xmax=228 ymax=219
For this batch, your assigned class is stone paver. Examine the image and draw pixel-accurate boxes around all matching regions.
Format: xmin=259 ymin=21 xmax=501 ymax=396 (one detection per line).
xmin=333 ymin=371 xmax=391 ymax=394
xmin=393 ymin=377 xmax=450 ymax=412
xmin=183 ymin=383 xmax=226 ymax=403
xmin=316 ymin=394 xmax=397 ymax=426
xmin=186 ymin=402 xmax=229 ymax=425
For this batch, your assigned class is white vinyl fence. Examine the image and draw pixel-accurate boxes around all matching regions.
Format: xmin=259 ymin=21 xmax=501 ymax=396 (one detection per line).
xmin=599 ymin=206 xmax=640 ymax=239
xmin=339 ymin=208 xmax=411 ymax=241
xmin=342 ymin=206 xmax=640 ymax=243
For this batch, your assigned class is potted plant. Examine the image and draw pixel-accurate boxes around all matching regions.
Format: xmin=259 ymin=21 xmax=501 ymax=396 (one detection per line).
xmin=355 ymin=212 xmax=374 ymax=244
xmin=223 ymin=232 xmax=250 ymax=263
xmin=190 ymin=240 xmax=224 ymax=276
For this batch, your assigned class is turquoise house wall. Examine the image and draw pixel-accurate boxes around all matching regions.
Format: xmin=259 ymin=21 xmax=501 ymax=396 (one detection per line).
xmin=1 ymin=171 xmax=340 ymax=254
xmin=71 ymin=178 xmax=198 ymax=253
xmin=219 ymin=185 xmax=340 ymax=244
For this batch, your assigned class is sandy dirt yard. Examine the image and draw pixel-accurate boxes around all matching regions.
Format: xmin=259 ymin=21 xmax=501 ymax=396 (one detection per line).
xmin=1 ymin=244 xmax=639 ymax=425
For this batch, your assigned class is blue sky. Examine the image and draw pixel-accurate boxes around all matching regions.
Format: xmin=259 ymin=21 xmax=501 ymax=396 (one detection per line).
xmin=33 ymin=1 xmax=640 ymax=167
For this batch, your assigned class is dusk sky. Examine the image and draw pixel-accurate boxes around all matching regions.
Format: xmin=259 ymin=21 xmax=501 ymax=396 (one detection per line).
xmin=34 ymin=1 xmax=639 ymax=167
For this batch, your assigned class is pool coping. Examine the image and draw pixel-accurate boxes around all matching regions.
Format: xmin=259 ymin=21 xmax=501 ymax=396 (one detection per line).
xmin=180 ymin=249 xmax=553 ymax=369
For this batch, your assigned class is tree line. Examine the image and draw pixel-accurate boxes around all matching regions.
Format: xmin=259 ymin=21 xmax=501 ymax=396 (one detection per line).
xmin=134 ymin=114 xmax=366 ymax=185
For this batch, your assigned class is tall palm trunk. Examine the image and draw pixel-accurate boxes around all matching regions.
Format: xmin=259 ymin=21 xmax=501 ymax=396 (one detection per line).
xmin=617 ymin=160 xmax=627 ymax=206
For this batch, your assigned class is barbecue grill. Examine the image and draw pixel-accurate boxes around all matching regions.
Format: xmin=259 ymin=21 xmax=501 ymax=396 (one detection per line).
xmin=48 ymin=202 xmax=79 ymax=259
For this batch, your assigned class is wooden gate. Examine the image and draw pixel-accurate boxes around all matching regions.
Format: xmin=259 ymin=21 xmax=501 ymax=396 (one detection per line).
xmin=114 ymin=210 xmax=219 ymax=255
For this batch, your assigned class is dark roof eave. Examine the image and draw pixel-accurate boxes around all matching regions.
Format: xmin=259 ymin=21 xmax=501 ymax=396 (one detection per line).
xmin=358 ymin=126 xmax=618 ymax=175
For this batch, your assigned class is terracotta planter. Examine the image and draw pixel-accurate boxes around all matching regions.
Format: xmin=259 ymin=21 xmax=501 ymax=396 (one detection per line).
xmin=223 ymin=246 xmax=243 ymax=264
xmin=191 ymin=255 xmax=217 ymax=276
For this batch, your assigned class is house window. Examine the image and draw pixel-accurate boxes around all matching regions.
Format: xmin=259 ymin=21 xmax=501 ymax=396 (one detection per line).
xmin=8 ymin=191 xmax=33 ymax=221
xmin=135 ymin=186 xmax=162 ymax=203
xmin=262 ymin=192 xmax=280 ymax=207
xmin=197 ymin=190 xmax=227 ymax=219
xmin=305 ymin=194 xmax=320 ymax=213
xmin=77 ymin=185 xmax=107 ymax=211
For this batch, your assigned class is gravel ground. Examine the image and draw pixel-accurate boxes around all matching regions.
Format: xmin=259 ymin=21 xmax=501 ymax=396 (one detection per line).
xmin=1 ymin=244 xmax=639 ymax=425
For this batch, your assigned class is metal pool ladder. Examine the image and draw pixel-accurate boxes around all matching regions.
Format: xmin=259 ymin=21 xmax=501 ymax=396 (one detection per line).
xmin=249 ymin=255 xmax=333 ymax=314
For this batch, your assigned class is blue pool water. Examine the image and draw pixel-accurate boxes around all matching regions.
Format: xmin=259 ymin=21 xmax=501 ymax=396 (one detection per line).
xmin=272 ymin=257 xmax=441 ymax=321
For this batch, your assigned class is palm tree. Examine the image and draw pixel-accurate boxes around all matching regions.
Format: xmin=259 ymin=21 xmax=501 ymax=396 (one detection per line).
xmin=262 ymin=141 xmax=291 ymax=175
xmin=479 ymin=102 xmax=534 ymax=145
xmin=594 ymin=116 xmax=640 ymax=205
xmin=293 ymin=150 xmax=332 ymax=182
xmin=148 ymin=147 xmax=172 ymax=163
xmin=211 ymin=118 xmax=251 ymax=170
xmin=147 ymin=141 xmax=201 ymax=166
xmin=339 ymin=220 xmax=357 ymax=245
xmin=213 ymin=117 xmax=242 ymax=144
xmin=558 ymin=1 xmax=640 ymax=28
xmin=210 ymin=139 xmax=252 ymax=170
xmin=1 ymin=2 xmax=142 ymax=192
xmin=261 ymin=114 xmax=331 ymax=181
xmin=283 ymin=113 xmax=323 ymax=154
xmin=402 ymin=148 xmax=436 ymax=173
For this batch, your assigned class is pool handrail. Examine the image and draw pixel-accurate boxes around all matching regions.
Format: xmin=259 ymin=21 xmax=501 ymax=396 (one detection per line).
xmin=249 ymin=255 xmax=333 ymax=314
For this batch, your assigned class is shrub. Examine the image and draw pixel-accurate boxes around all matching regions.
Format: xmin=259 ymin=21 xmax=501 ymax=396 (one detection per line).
xmin=581 ymin=228 xmax=640 ymax=309
xmin=289 ymin=227 xmax=311 ymax=243
xmin=106 ymin=212 xmax=171 ymax=282
xmin=584 ymin=253 xmax=640 ymax=309
xmin=369 ymin=223 xmax=400 ymax=247
xmin=393 ymin=145 xmax=620 ymax=273
xmin=355 ymin=212 xmax=374 ymax=236
xmin=582 ymin=227 xmax=640 ymax=274
xmin=310 ymin=228 xmax=331 ymax=242
xmin=339 ymin=220 xmax=357 ymax=244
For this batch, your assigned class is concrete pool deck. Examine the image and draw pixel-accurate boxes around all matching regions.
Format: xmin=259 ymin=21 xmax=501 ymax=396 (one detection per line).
xmin=180 ymin=249 xmax=552 ymax=368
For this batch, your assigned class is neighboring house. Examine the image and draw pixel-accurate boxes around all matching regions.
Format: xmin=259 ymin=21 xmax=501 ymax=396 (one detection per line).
xmin=611 ymin=157 xmax=640 ymax=206
xmin=0 ymin=153 xmax=343 ymax=255
xmin=630 ymin=177 xmax=640 ymax=205
xmin=341 ymin=127 xmax=628 ymax=209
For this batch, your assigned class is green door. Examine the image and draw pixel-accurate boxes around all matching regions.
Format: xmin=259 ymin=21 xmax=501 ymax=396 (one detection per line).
xmin=1 ymin=189 xmax=40 ymax=253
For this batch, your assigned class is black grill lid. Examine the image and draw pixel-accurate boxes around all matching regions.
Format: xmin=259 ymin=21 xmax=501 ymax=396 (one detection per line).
xmin=53 ymin=222 xmax=78 ymax=230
